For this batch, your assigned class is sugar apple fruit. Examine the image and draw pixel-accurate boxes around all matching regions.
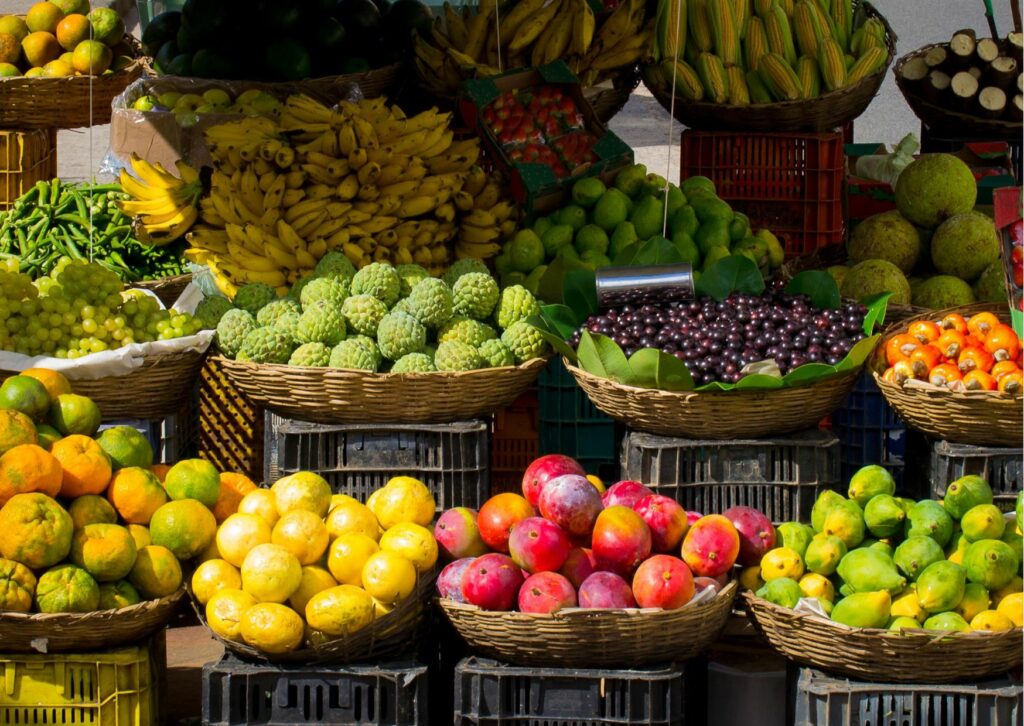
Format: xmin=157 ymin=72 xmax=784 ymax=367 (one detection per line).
xmin=395 ymin=263 xmax=430 ymax=297
xmin=195 ymin=296 xmax=233 ymax=330
xmin=289 ymin=342 xmax=331 ymax=367
xmin=348 ymin=334 xmax=383 ymax=367
xmin=238 ymin=327 xmax=293 ymax=364
xmin=256 ymin=297 xmax=302 ymax=328
xmin=478 ymin=338 xmax=515 ymax=368
xmin=443 ymin=258 xmax=488 ymax=287
xmin=216 ymin=309 xmax=257 ymax=358
xmin=452 ymin=272 xmax=499 ymax=320
xmin=273 ymin=311 xmax=301 ymax=344
xmin=233 ymin=283 xmax=277 ymax=315
xmin=329 ymin=339 xmax=379 ymax=371
xmin=376 ymin=311 xmax=427 ymax=360
xmin=391 ymin=352 xmax=436 ymax=373
xmin=351 ymin=262 xmax=400 ymax=307
xmin=391 ymin=298 xmax=413 ymax=315
xmin=501 ymin=320 xmax=548 ymax=363
xmin=438 ymin=316 xmax=497 ymax=348
xmin=434 ymin=340 xmax=484 ymax=371
xmin=295 ymin=300 xmax=347 ymax=346
xmin=342 ymin=294 xmax=388 ymax=337
xmin=289 ymin=275 xmax=315 ymax=301
xmin=314 ymin=251 xmax=356 ymax=281
xmin=408 ymin=278 xmax=453 ymax=329
xmin=494 ymin=285 xmax=541 ymax=330
xmin=300 ymin=277 xmax=349 ymax=310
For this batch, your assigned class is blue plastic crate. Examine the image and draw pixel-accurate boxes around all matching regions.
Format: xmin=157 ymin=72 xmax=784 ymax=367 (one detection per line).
xmin=830 ymin=371 xmax=908 ymax=490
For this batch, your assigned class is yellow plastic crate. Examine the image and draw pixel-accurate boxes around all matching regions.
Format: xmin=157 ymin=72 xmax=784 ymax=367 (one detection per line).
xmin=0 ymin=129 xmax=56 ymax=211
xmin=0 ymin=631 xmax=165 ymax=725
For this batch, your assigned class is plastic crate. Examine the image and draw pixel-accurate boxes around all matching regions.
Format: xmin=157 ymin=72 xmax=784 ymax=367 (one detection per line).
xmin=198 ymin=355 xmax=264 ymax=481
xmin=620 ymin=429 xmax=840 ymax=523
xmin=921 ymin=123 xmax=1022 ymax=183
xmin=831 ymin=371 xmax=908 ymax=490
xmin=538 ymin=358 xmax=620 ymax=482
xmin=0 ymin=129 xmax=57 ymax=211
xmin=264 ymin=414 xmax=490 ymax=511
xmin=930 ymin=440 xmax=1023 ymax=512
xmin=491 ymin=388 xmax=539 ymax=496
xmin=0 ymin=631 xmax=164 ymax=725
xmin=679 ymin=130 xmax=845 ymax=257
xmin=99 ymin=399 xmax=193 ymax=463
xmin=454 ymin=656 xmax=687 ymax=726
xmin=794 ymin=667 xmax=1023 ymax=726
xmin=203 ymin=655 xmax=427 ymax=726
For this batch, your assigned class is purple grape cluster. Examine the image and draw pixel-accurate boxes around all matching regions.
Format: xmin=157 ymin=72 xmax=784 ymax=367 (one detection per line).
xmin=571 ymin=287 xmax=868 ymax=385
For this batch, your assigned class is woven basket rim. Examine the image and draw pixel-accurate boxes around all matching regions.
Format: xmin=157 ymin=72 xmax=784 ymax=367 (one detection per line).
xmin=142 ymin=60 xmax=402 ymax=85
xmin=0 ymin=586 xmax=184 ymax=627
xmin=132 ymin=271 xmax=193 ymax=288
xmin=211 ymin=352 xmax=549 ymax=379
xmin=0 ymin=33 xmax=145 ymax=85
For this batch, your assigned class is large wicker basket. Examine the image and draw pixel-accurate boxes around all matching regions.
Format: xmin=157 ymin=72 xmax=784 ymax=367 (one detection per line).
xmin=565 ymin=359 xmax=862 ymax=438
xmin=439 ymin=581 xmax=737 ymax=668
xmin=212 ymin=354 xmax=548 ymax=424
xmin=745 ymin=592 xmax=1023 ymax=683
xmin=0 ymin=587 xmax=184 ymax=653
xmin=0 ymin=35 xmax=145 ymax=129
xmin=583 ymin=66 xmax=642 ymax=123
xmin=645 ymin=3 xmax=894 ymax=132
xmin=132 ymin=273 xmax=193 ymax=309
xmin=872 ymin=303 xmax=1022 ymax=446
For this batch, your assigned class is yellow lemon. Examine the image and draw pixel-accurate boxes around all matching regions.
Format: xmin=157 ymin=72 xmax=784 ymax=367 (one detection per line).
xmin=890 ymin=586 xmax=926 ymax=622
xmin=760 ymin=547 xmax=804 ymax=582
xmin=329 ymin=493 xmax=360 ymax=512
xmin=326 ymin=499 xmax=381 ymax=541
xmin=739 ymin=565 xmax=764 ymax=592
xmin=997 ymin=592 xmax=1023 ymax=627
xmin=305 ymin=584 xmax=374 ymax=637
xmin=237 ymin=489 xmax=280 ymax=528
xmin=378 ymin=522 xmax=438 ymax=573
xmin=970 ymin=609 xmax=1014 ymax=632
xmin=271 ymin=472 xmax=331 ymax=517
xmin=327 ymin=533 xmax=379 ymax=586
xmin=191 ymin=559 xmax=241 ymax=606
xmin=367 ymin=477 xmax=434 ymax=529
xmin=361 ymin=551 xmax=416 ymax=605
xmin=240 ymin=543 xmax=302 ymax=603
xmin=954 ymin=583 xmax=991 ymax=623
xmin=287 ymin=566 xmax=337 ymax=613
xmin=272 ymin=510 xmax=329 ymax=565
xmin=206 ymin=588 xmax=256 ymax=642
xmin=216 ymin=513 xmax=272 ymax=568
xmin=240 ymin=602 xmax=305 ymax=654
xmin=798 ymin=573 xmax=835 ymax=602
xmin=992 ymin=576 xmax=1023 ymax=607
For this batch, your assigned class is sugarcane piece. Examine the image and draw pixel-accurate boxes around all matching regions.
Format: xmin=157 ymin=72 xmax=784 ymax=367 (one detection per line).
xmin=968 ymin=66 xmax=983 ymax=80
xmin=924 ymin=46 xmax=948 ymax=69
xmin=977 ymin=85 xmax=1007 ymax=117
xmin=924 ymin=69 xmax=950 ymax=102
xmin=977 ymin=37 xmax=1000 ymax=63
xmin=948 ymin=29 xmax=976 ymax=67
xmin=989 ymin=56 xmax=1018 ymax=89
xmin=950 ymin=70 xmax=979 ymax=110
xmin=900 ymin=55 xmax=928 ymax=84
xmin=1007 ymin=31 xmax=1023 ymax=61
xmin=1011 ymin=93 xmax=1023 ymax=120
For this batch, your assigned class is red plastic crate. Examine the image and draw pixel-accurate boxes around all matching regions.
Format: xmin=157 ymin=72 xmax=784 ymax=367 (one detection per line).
xmin=679 ymin=130 xmax=845 ymax=258
xmin=490 ymin=388 xmax=538 ymax=496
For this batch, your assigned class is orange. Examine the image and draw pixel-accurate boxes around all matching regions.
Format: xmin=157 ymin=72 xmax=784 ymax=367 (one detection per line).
xmin=95 ymin=425 xmax=153 ymax=470
xmin=50 ymin=0 xmax=90 ymax=16
xmin=215 ymin=512 xmax=272 ymax=568
xmin=24 ymin=67 xmax=44 ymax=78
xmin=240 ymin=602 xmax=305 ymax=654
xmin=0 ymin=32 xmax=19 ymax=65
xmin=360 ymin=551 xmax=416 ymax=605
xmin=367 ymin=476 xmax=435 ymax=529
xmin=98 ymin=580 xmax=142 ymax=610
xmin=0 ymin=375 xmax=51 ymax=422
xmin=34 ymin=563 xmax=100 ymax=613
xmin=0 ymin=443 xmax=62 ymax=503
xmin=128 ymin=544 xmax=182 ymax=599
xmin=212 ymin=472 xmax=257 ymax=523
xmin=127 ymin=523 xmax=150 ymax=550
xmin=21 ymin=31 xmax=60 ymax=67
xmin=325 ymin=499 xmax=380 ymax=541
xmin=0 ymin=557 xmax=36 ymax=612
xmin=206 ymin=588 xmax=256 ymax=642
xmin=150 ymin=463 xmax=171 ymax=483
xmin=191 ymin=558 xmax=241 ymax=605
xmin=164 ymin=459 xmax=221 ymax=507
xmin=55 ymin=12 xmax=88 ymax=50
xmin=378 ymin=522 xmax=437 ymax=573
xmin=41 ymin=58 xmax=72 ymax=76
xmin=240 ymin=543 xmax=302 ymax=603
xmin=21 ymin=368 xmax=71 ymax=401
xmin=106 ymin=466 xmax=167 ymax=524
xmin=0 ymin=493 xmax=73 ymax=569
xmin=86 ymin=7 xmax=123 ymax=47
xmin=237 ymin=489 xmax=280 ymax=528
xmin=149 ymin=499 xmax=216 ymax=560
xmin=51 ymin=435 xmax=112 ymax=498
xmin=35 ymin=424 xmax=62 ymax=450
xmin=26 ymin=3 xmax=64 ymax=34
xmin=68 ymin=493 xmax=117 ymax=529
xmin=71 ymin=38 xmax=110 ymax=74
xmin=70 ymin=523 xmax=137 ymax=582
xmin=271 ymin=472 xmax=331 ymax=518
xmin=288 ymin=565 xmax=336 ymax=613
xmin=0 ymin=17 xmax=30 ymax=44
xmin=327 ymin=533 xmax=378 ymax=586
xmin=49 ymin=393 xmax=101 ymax=436
xmin=0 ymin=409 xmax=37 ymax=455
xmin=271 ymin=510 xmax=329 ymax=565
xmin=305 ymin=584 xmax=374 ymax=638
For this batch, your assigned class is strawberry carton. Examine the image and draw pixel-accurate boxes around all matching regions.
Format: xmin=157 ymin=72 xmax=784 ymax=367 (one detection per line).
xmin=994 ymin=186 xmax=1023 ymax=334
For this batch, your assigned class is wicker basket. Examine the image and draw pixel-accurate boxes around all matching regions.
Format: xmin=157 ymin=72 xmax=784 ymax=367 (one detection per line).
xmin=211 ymin=354 xmax=548 ymax=424
xmin=131 ymin=273 xmax=193 ymax=309
xmin=0 ymin=35 xmax=144 ymax=129
xmin=439 ymin=581 xmax=737 ymax=668
xmin=872 ymin=303 xmax=1022 ymax=446
xmin=894 ymin=44 xmax=1023 ymax=138
xmin=565 ymin=359 xmax=862 ymax=439
xmin=583 ymin=66 xmax=642 ymax=123
xmin=744 ymin=592 xmax=1023 ymax=683
xmin=0 ymin=587 xmax=184 ymax=653
xmin=645 ymin=3 xmax=894 ymax=132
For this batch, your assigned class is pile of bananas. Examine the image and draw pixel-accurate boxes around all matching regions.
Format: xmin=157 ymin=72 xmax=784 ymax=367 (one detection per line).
xmin=414 ymin=0 xmax=650 ymax=95
xmin=643 ymin=0 xmax=889 ymax=105
xmin=456 ymin=174 xmax=516 ymax=259
xmin=117 ymin=155 xmax=202 ymax=245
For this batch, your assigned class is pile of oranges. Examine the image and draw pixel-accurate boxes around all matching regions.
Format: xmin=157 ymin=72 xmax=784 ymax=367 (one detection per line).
xmin=881 ymin=311 xmax=1023 ymax=394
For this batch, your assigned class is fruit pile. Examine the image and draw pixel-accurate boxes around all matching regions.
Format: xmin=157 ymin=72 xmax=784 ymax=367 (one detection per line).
xmin=879 ymin=310 xmax=1022 ymax=394
xmin=0 ymin=2 xmax=130 ymax=79
xmin=435 ymin=455 xmax=770 ymax=612
xmin=835 ymin=154 xmax=1005 ymax=308
xmin=129 ymin=87 xmax=283 ymax=129
xmin=205 ymin=257 xmax=548 ymax=372
xmin=0 ymin=368 xmax=251 ymax=616
xmin=495 ymin=165 xmax=784 ymax=291
xmin=196 ymin=474 xmax=437 ymax=655
xmin=643 ymin=0 xmax=889 ymax=104
xmin=413 ymin=0 xmax=649 ymax=97
xmin=747 ymin=466 xmax=1023 ymax=634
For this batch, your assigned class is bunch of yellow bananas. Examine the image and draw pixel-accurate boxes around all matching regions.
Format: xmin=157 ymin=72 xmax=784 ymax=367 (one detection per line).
xmin=116 ymin=154 xmax=202 ymax=246
xmin=413 ymin=0 xmax=651 ymax=96
xmin=455 ymin=170 xmax=518 ymax=259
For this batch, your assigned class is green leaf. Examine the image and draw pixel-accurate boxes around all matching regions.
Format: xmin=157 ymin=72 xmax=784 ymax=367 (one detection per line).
xmin=735 ymin=373 xmax=785 ymax=390
xmin=576 ymin=330 xmax=631 ymax=382
xmin=861 ymin=292 xmax=892 ymax=335
xmin=696 ymin=380 xmax=736 ymax=391
xmin=836 ymin=334 xmax=881 ymax=373
xmin=563 ymin=268 xmax=597 ymax=323
xmin=782 ymin=363 xmax=838 ymax=385
xmin=527 ymin=314 xmax=577 ymax=363
xmin=626 ymin=347 xmax=695 ymax=391
xmin=695 ymin=254 xmax=766 ymax=301
xmin=538 ymin=304 xmax=580 ymax=337
xmin=613 ymin=235 xmax=684 ymax=267
xmin=785 ymin=271 xmax=841 ymax=309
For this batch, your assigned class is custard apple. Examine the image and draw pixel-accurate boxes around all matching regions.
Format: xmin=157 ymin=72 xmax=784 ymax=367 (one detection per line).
xmin=434 ymin=340 xmax=483 ymax=371
xmin=342 ymin=294 xmax=388 ymax=337
xmin=452 ymin=272 xmax=499 ymax=320
xmin=195 ymin=296 xmax=233 ymax=329
xmin=438 ymin=316 xmax=497 ymax=348
xmin=443 ymin=258 xmax=488 ymax=287
xmin=273 ymin=311 xmax=301 ymax=344
xmin=329 ymin=339 xmax=379 ymax=371
xmin=295 ymin=300 xmax=347 ymax=346
xmin=256 ymin=297 xmax=302 ymax=327
xmin=478 ymin=338 xmax=514 ymax=368
xmin=501 ymin=320 xmax=548 ymax=363
xmin=239 ymin=327 xmax=293 ymax=364
xmin=391 ymin=298 xmax=413 ymax=315
xmin=314 ymin=251 xmax=356 ymax=280
xmin=494 ymin=285 xmax=540 ymax=330
xmin=391 ymin=352 xmax=436 ymax=373
xmin=289 ymin=342 xmax=331 ymax=367
xmin=408 ymin=278 xmax=453 ymax=329
xmin=233 ymin=283 xmax=276 ymax=314
xmin=348 ymin=334 xmax=383 ymax=367
xmin=376 ymin=311 xmax=427 ymax=360
xmin=351 ymin=262 xmax=400 ymax=306
xmin=395 ymin=263 xmax=431 ymax=297
xmin=216 ymin=309 xmax=257 ymax=358
xmin=289 ymin=275 xmax=315 ymax=301
xmin=300 ymin=277 xmax=349 ymax=310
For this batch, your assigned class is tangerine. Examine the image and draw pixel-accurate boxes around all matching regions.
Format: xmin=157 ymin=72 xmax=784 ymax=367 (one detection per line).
xmin=0 ymin=17 xmax=30 ymax=43
xmin=0 ymin=409 xmax=37 ymax=455
xmin=21 ymin=368 xmax=71 ymax=400
xmin=0 ymin=32 xmax=20 ymax=66
xmin=206 ymin=588 xmax=256 ymax=641
xmin=68 ymin=494 xmax=117 ymax=529
xmin=191 ymin=558 xmax=241 ymax=605
xmin=95 ymin=426 xmax=153 ymax=469
xmin=271 ymin=510 xmax=329 ymax=565
xmin=49 ymin=393 xmax=101 ymax=436
xmin=164 ymin=458 xmax=220 ymax=507
xmin=128 ymin=544 xmax=182 ymax=598
xmin=240 ymin=543 xmax=302 ymax=603
xmin=305 ymin=584 xmax=373 ymax=637
xmin=288 ymin=565 xmax=337 ymax=613
xmin=26 ymin=3 xmax=64 ymax=34
xmin=70 ymin=523 xmax=137 ymax=582
xmin=97 ymin=580 xmax=141 ymax=610
xmin=361 ymin=551 xmax=416 ymax=605
xmin=0 ymin=443 xmax=63 ymax=502
xmin=35 ymin=563 xmax=100 ymax=613
xmin=0 ymin=375 xmax=51 ymax=422
xmin=21 ymin=30 xmax=60 ymax=67
xmin=327 ymin=532 xmax=378 ymax=586
xmin=271 ymin=472 xmax=331 ymax=517
xmin=54 ymin=12 xmax=88 ymax=50
xmin=212 ymin=472 xmax=257 ymax=522
xmin=0 ymin=557 xmax=36 ymax=612
xmin=149 ymin=499 xmax=216 ymax=560
xmin=106 ymin=466 xmax=167 ymax=524
xmin=51 ymin=434 xmax=112 ymax=498
xmin=237 ymin=488 xmax=279 ymax=527
xmin=240 ymin=602 xmax=304 ymax=654
xmin=215 ymin=512 xmax=272 ymax=568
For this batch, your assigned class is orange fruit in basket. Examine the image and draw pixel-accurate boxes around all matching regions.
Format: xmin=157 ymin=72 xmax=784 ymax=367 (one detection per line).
xmin=206 ymin=588 xmax=257 ymax=642
xmin=272 ymin=510 xmax=329 ymax=565
xmin=240 ymin=543 xmax=302 ymax=603
xmin=0 ymin=32 xmax=20 ymax=65
xmin=54 ymin=12 xmax=87 ymax=50
xmin=127 ymin=523 xmax=150 ymax=550
xmin=21 ymin=31 xmax=60 ymax=67
xmin=68 ymin=493 xmax=117 ymax=529
xmin=191 ymin=558 xmax=241 ymax=606
xmin=0 ymin=410 xmax=37 ymax=456
xmin=26 ymin=3 xmax=63 ymax=34
xmin=0 ymin=17 xmax=29 ymax=44
xmin=50 ymin=0 xmax=90 ymax=17
xmin=164 ymin=458 xmax=221 ymax=507
xmin=128 ymin=544 xmax=182 ymax=599
xmin=49 ymin=393 xmax=101 ymax=437
xmin=86 ymin=7 xmax=124 ymax=47
xmin=149 ymin=499 xmax=216 ymax=560
xmin=70 ymin=523 xmax=137 ymax=582
xmin=35 ymin=424 xmax=62 ymax=450
xmin=360 ymin=550 xmax=416 ymax=605
xmin=21 ymin=369 xmax=71 ymax=401
xmin=150 ymin=463 xmax=171 ymax=483
xmin=106 ymin=466 xmax=167 ymax=525
xmin=94 ymin=425 xmax=153 ymax=469
xmin=378 ymin=522 xmax=438 ymax=574
xmin=271 ymin=472 xmax=332 ymax=518
xmin=288 ymin=565 xmax=337 ymax=613
xmin=216 ymin=512 xmax=272 ymax=568
xmin=0 ymin=375 xmax=51 ymax=422
xmin=325 ymin=498 xmax=381 ymax=541
xmin=327 ymin=533 xmax=379 ymax=587
xmin=305 ymin=584 xmax=374 ymax=637
xmin=0 ymin=444 xmax=61 ymax=502
xmin=0 ymin=62 xmax=19 ymax=77
xmin=24 ymin=67 xmax=44 ymax=78
xmin=212 ymin=472 xmax=257 ymax=523
xmin=34 ymin=563 xmax=100 ymax=613
xmin=240 ymin=602 xmax=305 ymax=654
xmin=0 ymin=557 xmax=36 ymax=612
xmin=52 ymin=435 xmax=112 ymax=498
xmin=368 ymin=476 xmax=435 ymax=529
xmin=0 ymin=492 xmax=73 ymax=569
xmin=71 ymin=38 xmax=110 ymax=74
xmin=97 ymin=580 xmax=142 ymax=610
xmin=237 ymin=488 xmax=280 ymax=528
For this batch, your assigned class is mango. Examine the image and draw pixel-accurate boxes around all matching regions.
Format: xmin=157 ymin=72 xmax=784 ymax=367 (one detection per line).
xmin=864 ymin=494 xmax=906 ymax=538
xmin=893 ymin=536 xmax=944 ymax=582
xmin=943 ymin=475 xmax=993 ymax=519
xmin=992 ymin=575 xmax=1023 ymax=606
xmin=811 ymin=490 xmax=846 ymax=533
xmin=831 ymin=591 xmax=891 ymax=629
xmin=760 ymin=546 xmax=804 ymax=581
xmin=798 ymin=573 xmax=835 ymax=602
xmin=916 ymin=561 xmax=966 ymax=614
xmin=970 ymin=609 xmax=1014 ymax=631
xmin=689 ymin=193 xmax=733 ymax=224
xmin=776 ymin=522 xmax=814 ymax=558
xmin=953 ymin=582 xmax=991 ymax=622
xmin=996 ymin=592 xmax=1023 ymax=626
xmin=757 ymin=576 xmax=801 ymax=608
xmin=961 ymin=504 xmax=1005 ymax=542
xmin=804 ymin=534 xmax=846 ymax=576
xmin=905 ymin=500 xmax=953 ymax=547
xmin=837 ymin=548 xmax=906 ymax=594
xmin=681 ymin=175 xmax=716 ymax=197
xmin=999 ymin=528 xmax=1022 ymax=566
xmin=629 ymin=196 xmax=664 ymax=241
xmin=823 ymin=500 xmax=866 ymax=548
xmin=888 ymin=615 xmax=923 ymax=631
xmin=963 ymin=539 xmax=1019 ymax=590
xmin=922 ymin=611 xmax=971 ymax=632
xmin=739 ymin=564 xmax=764 ymax=592
xmin=862 ymin=539 xmax=894 ymax=558
xmin=890 ymin=585 xmax=927 ymax=622
xmin=848 ymin=466 xmax=896 ymax=508
xmin=693 ymin=218 xmax=731 ymax=256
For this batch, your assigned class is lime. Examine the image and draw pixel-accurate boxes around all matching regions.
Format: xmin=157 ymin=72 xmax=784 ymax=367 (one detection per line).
xmin=554 ymin=205 xmax=587 ymax=232
xmin=532 ymin=217 xmax=553 ymax=238
xmin=508 ymin=230 xmax=545 ymax=273
xmin=541 ymin=224 xmax=573 ymax=258
xmin=574 ymin=224 xmax=609 ymax=255
xmin=572 ymin=177 xmax=606 ymax=208
xmin=593 ymin=190 xmax=629 ymax=231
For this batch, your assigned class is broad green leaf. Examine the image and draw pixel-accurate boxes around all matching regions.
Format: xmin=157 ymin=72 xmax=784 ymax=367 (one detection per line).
xmin=527 ymin=314 xmax=577 ymax=363
xmin=786 ymin=271 xmax=841 ymax=309
xmin=835 ymin=334 xmax=881 ymax=373
xmin=563 ymin=268 xmax=597 ymax=322
xmin=626 ymin=347 xmax=695 ymax=391
xmin=782 ymin=363 xmax=838 ymax=385
xmin=695 ymin=254 xmax=765 ymax=301
xmin=576 ymin=330 xmax=630 ymax=382
xmin=616 ymin=235 xmax=684 ymax=267
xmin=735 ymin=373 xmax=785 ymax=390
xmin=538 ymin=304 xmax=580 ymax=337
xmin=696 ymin=380 xmax=736 ymax=391
xmin=861 ymin=292 xmax=893 ymax=335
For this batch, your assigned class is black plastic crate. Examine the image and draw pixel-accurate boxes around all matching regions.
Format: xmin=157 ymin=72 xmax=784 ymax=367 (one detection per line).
xmin=454 ymin=657 xmax=686 ymax=726
xmin=620 ymin=429 xmax=840 ymax=523
xmin=831 ymin=371 xmax=908 ymax=489
xmin=794 ymin=667 xmax=1023 ymax=726
xmin=264 ymin=414 xmax=489 ymax=512
xmin=930 ymin=440 xmax=1023 ymax=512
xmin=203 ymin=655 xmax=427 ymax=726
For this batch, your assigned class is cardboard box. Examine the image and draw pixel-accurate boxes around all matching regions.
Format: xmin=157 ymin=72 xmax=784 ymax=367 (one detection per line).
xmin=994 ymin=186 xmax=1023 ymax=335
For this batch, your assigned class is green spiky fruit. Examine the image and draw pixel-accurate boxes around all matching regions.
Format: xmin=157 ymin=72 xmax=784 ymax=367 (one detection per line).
xmin=434 ymin=340 xmax=484 ymax=371
xmin=501 ymin=320 xmax=548 ymax=363
xmin=314 ymin=251 xmax=356 ymax=280
xmin=452 ymin=272 xmax=499 ymax=320
xmin=395 ymin=263 xmax=431 ymax=297
xmin=273 ymin=311 xmax=301 ymax=344
xmin=391 ymin=352 xmax=436 ymax=373
xmin=289 ymin=275 xmax=315 ymax=301
xmin=351 ymin=262 xmax=400 ymax=306
xmin=494 ymin=285 xmax=540 ymax=330
xmin=341 ymin=294 xmax=388 ymax=337
xmin=392 ymin=299 xmax=413 ymax=314
xmin=295 ymin=300 xmax=347 ymax=346
xmin=238 ymin=327 xmax=293 ymax=364
xmin=443 ymin=258 xmax=489 ymax=287
xmin=289 ymin=342 xmax=331 ymax=367
xmin=348 ymin=335 xmax=383 ymax=367
xmin=299 ymin=277 xmax=349 ymax=310
xmin=376 ymin=311 xmax=427 ymax=360
xmin=478 ymin=338 xmax=514 ymax=367
xmin=408 ymin=278 xmax=453 ymax=329
xmin=438 ymin=316 xmax=497 ymax=348
xmin=215 ymin=309 xmax=257 ymax=358
xmin=329 ymin=339 xmax=379 ymax=371
xmin=256 ymin=297 xmax=302 ymax=327
xmin=233 ymin=283 xmax=277 ymax=314
xmin=195 ymin=296 xmax=234 ymax=329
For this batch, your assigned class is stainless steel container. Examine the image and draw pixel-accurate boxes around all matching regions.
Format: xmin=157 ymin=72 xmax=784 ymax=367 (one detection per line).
xmin=594 ymin=264 xmax=695 ymax=308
